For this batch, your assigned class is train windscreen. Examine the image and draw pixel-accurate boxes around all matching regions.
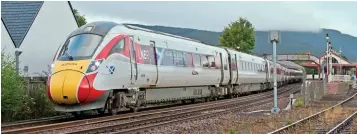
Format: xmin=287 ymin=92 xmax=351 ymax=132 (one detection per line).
xmin=57 ymin=34 xmax=102 ymax=61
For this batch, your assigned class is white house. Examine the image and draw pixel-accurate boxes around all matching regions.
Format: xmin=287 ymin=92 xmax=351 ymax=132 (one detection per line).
xmin=1 ymin=1 xmax=79 ymax=77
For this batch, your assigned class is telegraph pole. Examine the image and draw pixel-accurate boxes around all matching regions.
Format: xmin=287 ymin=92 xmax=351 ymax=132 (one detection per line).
xmin=15 ymin=50 xmax=22 ymax=75
xmin=269 ymin=30 xmax=281 ymax=114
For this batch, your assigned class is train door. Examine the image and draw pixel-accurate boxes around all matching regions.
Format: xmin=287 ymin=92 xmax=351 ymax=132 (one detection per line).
xmin=129 ymin=36 xmax=138 ymax=85
xmin=265 ymin=60 xmax=270 ymax=83
xmin=150 ymin=40 xmax=159 ymax=85
xmin=234 ymin=54 xmax=239 ymax=83
xmin=219 ymin=52 xmax=224 ymax=84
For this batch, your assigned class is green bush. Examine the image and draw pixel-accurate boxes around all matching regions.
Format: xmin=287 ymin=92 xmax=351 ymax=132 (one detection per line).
xmin=293 ymin=96 xmax=304 ymax=108
xmin=286 ymin=118 xmax=292 ymax=125
xmin=1 ymin=52 xmax=58 ymax=122
xmin=230 ymin=127 xmax=235 ymax=134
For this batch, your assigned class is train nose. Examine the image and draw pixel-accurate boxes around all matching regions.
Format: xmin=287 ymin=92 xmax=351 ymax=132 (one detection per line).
xmin=49 ymin=70 xmax=90 ymax=105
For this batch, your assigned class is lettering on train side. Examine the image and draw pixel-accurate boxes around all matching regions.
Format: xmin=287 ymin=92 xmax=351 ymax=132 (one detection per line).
xmin=61 ymin=63 xmax=78 ymax=66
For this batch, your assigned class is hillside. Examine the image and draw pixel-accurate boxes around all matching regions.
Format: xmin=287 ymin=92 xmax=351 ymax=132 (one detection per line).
xmin=128 ymin=24 xmax=357 ymax=62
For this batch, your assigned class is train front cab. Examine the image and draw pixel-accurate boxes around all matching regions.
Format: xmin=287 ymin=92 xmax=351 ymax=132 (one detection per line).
xmin=46 ymin=33 xmax=111 ymax=113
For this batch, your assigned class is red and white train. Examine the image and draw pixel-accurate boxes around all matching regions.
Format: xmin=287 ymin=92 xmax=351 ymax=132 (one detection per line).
xmin=46 ymin=21 xmax=305 ymax=115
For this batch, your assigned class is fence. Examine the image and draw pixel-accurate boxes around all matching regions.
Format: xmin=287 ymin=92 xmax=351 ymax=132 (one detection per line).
xmin=331 ymin=75 xmax=352 ymax=82
xmin=23 ymin=77 xmax=47 ymax=95
xmin=304 ymin=80 xmax=324 ymax=106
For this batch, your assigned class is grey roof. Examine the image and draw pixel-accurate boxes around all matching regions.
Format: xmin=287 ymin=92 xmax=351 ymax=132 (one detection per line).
xmin=1 ymin=1 xmax=44 ymax=48
xmin=278 ymin=61 xmax=304 ymax=70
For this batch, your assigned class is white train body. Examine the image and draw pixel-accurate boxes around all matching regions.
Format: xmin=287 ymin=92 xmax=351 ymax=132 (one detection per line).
xmin=46 ymin=21 xmax=304 ymax=114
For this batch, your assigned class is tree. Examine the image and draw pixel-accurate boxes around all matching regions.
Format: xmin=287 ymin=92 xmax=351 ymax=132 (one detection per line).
xmin=73 ymin=9 xmax=87 ymax=27
xmin=219 ymin=17 xmax=255 ymax=53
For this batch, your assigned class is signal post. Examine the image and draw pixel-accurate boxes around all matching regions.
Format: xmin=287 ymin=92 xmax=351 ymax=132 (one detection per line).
xmin=269 ymin=30 xmax=281 ymax=114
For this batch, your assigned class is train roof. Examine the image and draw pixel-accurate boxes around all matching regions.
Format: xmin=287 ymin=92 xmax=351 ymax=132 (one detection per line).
xmin=121 ymin=23 xmax=204 ymax=44
xmin=68 ymin=21 xmax=119 ymax=37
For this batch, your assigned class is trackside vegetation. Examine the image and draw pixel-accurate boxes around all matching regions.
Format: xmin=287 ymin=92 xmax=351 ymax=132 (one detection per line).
xmin=1 ymin=52 xmax=59 ymax=122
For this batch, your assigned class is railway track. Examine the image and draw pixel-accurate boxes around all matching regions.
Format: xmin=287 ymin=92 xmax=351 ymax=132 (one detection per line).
xmin=2 ymin=84 xmax=300 ymax=134
xmin=110 ymin=88 xmax=300 ymax=134
xmin=268 ymin=92 xmax=357 ymax=134
xmin=326 ymin=110 xmax=357 ymax=134
xmin=1 ymin=115 xmax=70 ymax=131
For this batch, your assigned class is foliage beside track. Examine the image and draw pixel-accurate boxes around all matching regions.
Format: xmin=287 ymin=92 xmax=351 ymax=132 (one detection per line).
xmin=219 ymin=17 xmax=255 ymax=54
xmin=1 ymin=52 xmax=59 ymax=122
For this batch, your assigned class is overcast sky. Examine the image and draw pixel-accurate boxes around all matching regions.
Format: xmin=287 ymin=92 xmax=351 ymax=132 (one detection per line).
xmin=71 ymin=1 xmax=357 ymax=37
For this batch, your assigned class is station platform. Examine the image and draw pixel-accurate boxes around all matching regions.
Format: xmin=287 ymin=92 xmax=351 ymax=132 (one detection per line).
xmin=327 ymin=81 xmax=356 ymax=95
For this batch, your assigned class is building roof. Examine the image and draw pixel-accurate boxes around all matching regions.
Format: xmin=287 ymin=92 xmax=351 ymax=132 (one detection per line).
xmin=277 ymin=61 xmax=304 ymax=70
xmin=1 ymin=1 xmax=79 ymax=48
xmin=1 ymin=1 xmax=43 ymax=48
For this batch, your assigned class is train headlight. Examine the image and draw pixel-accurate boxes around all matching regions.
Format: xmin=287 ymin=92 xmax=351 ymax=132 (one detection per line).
xmin=49 ymin=63 xmax=55 ymax=75
xmin=86 ymin=59 xmax=104 ymax=73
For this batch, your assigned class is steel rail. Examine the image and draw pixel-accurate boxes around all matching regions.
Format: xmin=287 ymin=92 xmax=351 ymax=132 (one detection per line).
xmin=267 ymin=92 xmax=357 ymax=134
xmin=2 ymin=84 xmax=297 ymax=134
xmin=326 ymin=110 xmax=357 ymax=134
xmin=109 ymin=89 xmax=300 ymax=134
xmin=1 ymin=115 xmax=69 ymax=130
xmin=65 ymin=88 xmax=297 ymax=134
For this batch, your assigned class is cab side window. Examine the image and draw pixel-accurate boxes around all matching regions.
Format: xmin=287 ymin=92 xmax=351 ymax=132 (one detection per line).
xmin=109 ymin=38 xmax=125 ymax=54
xmin=201 ymin=55 xmax=209 ymax=68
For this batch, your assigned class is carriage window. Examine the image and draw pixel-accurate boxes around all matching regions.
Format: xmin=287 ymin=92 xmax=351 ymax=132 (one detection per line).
xmin=207 ymin=55 xmax=215 ymax=68
xmin=201 ymin=55 xmax=209 ymax=67
xmin=231 ymin=57 xmax=237 ymax=70
xmin=243 ymin=61 xmax=247 ymax=71
xmin=193 ymin=54 xmax=201 ymax=67
xmin=182 ymin=52 xmax=188 ymax=66
xmin=187 ymin=53 xmax=193 ymax=67
xmin=174 ymin=51 xmax=185 ymax=66
xmin=57 ymin=34 xmax=102 ymax=60
xmin=214 ymin=56 xmax=221 ymax=69
xmin=239 ymin=61 xmax=243 ymax=71
xmin=162 ymin=50 xmax=174 ymax=66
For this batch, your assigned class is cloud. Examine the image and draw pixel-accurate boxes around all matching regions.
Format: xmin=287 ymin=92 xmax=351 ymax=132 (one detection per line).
xmin=85 ymin=14 xmax=151 ymax=26
xmin=71 ymin=1 xmax=357 ymax=37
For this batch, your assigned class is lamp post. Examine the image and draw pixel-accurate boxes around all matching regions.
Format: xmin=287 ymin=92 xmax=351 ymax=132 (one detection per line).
xmin=269 ymin=30 xmax=281 ymax=114
xmin=339 ymin=47 xmax=342 ymax=75
xmin=329 ymin=42 xmax=332 ymax=76
xmin=325 ymin=34 xmax=330 ymax=82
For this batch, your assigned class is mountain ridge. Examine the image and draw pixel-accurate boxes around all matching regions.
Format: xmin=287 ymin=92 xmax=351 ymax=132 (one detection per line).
xmin=127 ymin=23 xmax=357 ymax=62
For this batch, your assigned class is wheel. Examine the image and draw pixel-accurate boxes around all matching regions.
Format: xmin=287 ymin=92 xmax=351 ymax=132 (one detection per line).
xmin=190 ymin=99 xmax=195 ymax=104
xmin=111 ymin=109 xmax=117 ymax=115
xmin=205 ymin=98 xmax=210 ymax=102
xmin=130 ymin=107 xmax=138 ymax=112
xmin=71 ymin=112 xmax=82 ymax=118
xmin=98 ymin=109 xmax=106 ymax=115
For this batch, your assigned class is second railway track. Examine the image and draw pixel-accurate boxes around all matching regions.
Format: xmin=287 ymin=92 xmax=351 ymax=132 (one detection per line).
xmin=2 ymin=84 xmax=301 ymax=134
xmin=268 ymin=91 xmax=357 ymax=134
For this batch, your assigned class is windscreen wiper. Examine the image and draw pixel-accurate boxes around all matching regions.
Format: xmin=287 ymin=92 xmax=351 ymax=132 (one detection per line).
xmin=65 ymin=51 xmax=73 ymax=61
